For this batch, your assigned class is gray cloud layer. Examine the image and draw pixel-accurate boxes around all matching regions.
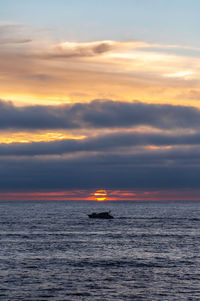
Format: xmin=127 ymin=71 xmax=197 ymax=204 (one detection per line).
xmin=0 ymin=150 xmax=199 ymax=192
xmin=1 ymin=131 xmax=200 ymax=156
xmin=1 ymin=98 xmax=200 ymax=193
xmin=1 ymin=99 xmax=200 ymax=130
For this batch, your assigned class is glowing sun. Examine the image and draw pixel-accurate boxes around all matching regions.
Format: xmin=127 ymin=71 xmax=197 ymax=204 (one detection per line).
xmin=93 ymin=189 xmax=108 ymax=201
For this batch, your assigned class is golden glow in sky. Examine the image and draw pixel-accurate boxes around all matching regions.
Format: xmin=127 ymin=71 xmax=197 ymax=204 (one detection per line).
xmin=0 ymin=132 xmax=86 ymax=144
xmin=1 ymin=37 xmax=200 ymax=107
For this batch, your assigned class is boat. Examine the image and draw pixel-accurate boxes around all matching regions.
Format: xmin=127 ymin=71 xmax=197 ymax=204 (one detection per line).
xmin=88 ymin=211 xmax=114 ymax=219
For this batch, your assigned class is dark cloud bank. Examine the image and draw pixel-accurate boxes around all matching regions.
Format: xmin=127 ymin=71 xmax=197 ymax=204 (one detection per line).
xmin=0 ymin=152 xmax=200 ymax=192
xmin=1 ymin=99 xmax=200 ymax=194
xmin=1 ymin=99 xmax=200 ymax=130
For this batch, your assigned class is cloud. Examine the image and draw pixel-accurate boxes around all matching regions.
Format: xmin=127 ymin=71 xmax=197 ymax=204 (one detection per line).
xmin=0 ymin=98 xmax=200 ymax=193
xmin=179 ymin=89 xmax=200 ymax=100
xmin=0 ymin=149 xmax=200 ymax=192
xmin=1 ymin=31 xmax=200 ymax=106
xmin=2 ymin=131 xmax=200 ymax=157
xmin=45 ymin=40 xmax=200 ymax=60
xmin=49 ymin=40 xmax=114 ymax=58
xmin=0 ymin=24 xmax=32 ymax=45
xmin=1 ymin=99 xmax=200 ymax=130
xmin=0 ymin=125 xmax=199 ymax=193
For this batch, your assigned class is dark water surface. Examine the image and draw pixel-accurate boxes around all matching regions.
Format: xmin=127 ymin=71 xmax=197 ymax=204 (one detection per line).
xmin=0 ymin=200 xmax=200 ymax=300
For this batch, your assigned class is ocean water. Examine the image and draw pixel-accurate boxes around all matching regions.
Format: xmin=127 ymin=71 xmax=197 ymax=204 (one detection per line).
xmin=0 ymin=200 xmax=200 ymax=301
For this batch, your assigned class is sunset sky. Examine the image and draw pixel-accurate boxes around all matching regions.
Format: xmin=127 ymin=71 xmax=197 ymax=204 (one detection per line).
xmin=0 ymin=0 xmax=200 ymax=200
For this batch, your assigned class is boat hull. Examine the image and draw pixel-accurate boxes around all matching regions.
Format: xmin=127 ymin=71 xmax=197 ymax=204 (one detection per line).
xmin=88 ymin=212 xmax=114 ymax=219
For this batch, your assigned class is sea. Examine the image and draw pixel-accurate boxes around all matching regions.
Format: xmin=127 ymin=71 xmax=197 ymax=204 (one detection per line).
xmin=0 ymin=200 xmax=200 ymax=301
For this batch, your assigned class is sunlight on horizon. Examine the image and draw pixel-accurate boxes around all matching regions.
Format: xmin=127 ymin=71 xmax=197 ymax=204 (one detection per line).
xmin=93 ymin=189 xmax=108 ymax=201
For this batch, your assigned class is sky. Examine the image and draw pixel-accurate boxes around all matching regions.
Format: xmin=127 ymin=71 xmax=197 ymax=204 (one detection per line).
xmin=0 ymin=0 xmax=200 ymax=200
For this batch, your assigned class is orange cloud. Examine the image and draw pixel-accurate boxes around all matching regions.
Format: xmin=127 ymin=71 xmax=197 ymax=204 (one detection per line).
xmin=0 ymin=131 xmax=86 ymax=144
xmin=0 ymin=26 xmax=200 ymax=107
